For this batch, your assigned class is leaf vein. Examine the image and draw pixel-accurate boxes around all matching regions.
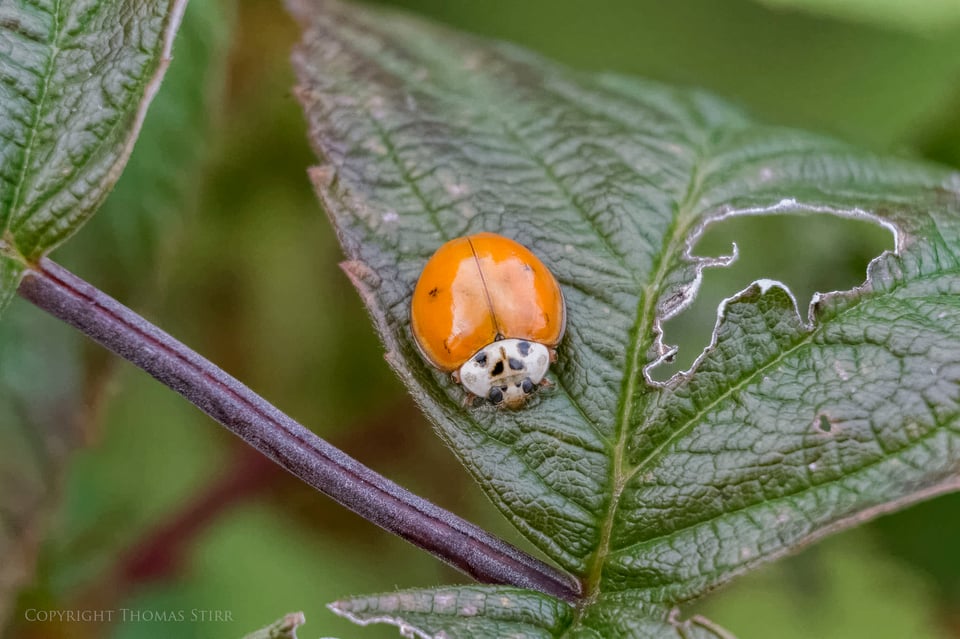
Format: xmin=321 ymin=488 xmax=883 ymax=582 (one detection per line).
xmin=5 ymin=0 xmax=63 ymax=235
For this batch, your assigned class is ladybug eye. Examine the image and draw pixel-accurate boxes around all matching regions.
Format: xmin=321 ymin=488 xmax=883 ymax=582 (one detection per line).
xmin=521 ymin=378 xmax=535 ymax=394
xmin=488 ymin=387 xmax=504 ymax=404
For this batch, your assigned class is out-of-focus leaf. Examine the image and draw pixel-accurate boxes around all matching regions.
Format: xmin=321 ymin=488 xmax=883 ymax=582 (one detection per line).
xmin=918 ymin=92 xmax=960 ymax=172
xmin=291 ymin=0 xmax=960 ymax=634
xmin=379 ymin=0 xmax=960 ymax=152
xmin=872 ymin=493 xmax=960 ymax=608
xmin=758 ymin=0 xmax=960 ymax=35
xmin=0 ymin=302 xmax=82 ymax=630
xmin=241 ymin=612 xmax=305 ymax=639
xmin=0 ymin=0 xmax=186 ymax=315
xmin=697 ymin=533 xmax=951 ymax=639
xmin=0 ymin=1 xmax=233 ymax=631
xmin=59 ymin=0 xmax=235 ymax=301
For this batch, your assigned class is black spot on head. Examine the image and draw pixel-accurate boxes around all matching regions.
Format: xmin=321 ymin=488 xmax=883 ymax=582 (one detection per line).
xmin=428 ymin=287 xmax=439 ymax=298
xmin=491 ymin=360 xmax=504 ymax=376
xmin=508 ymin=357 xmax=524 ymax=371
xmin=521 ymin=378 xmax=535 ymax=394
xmin=517 ymin=341 xmax=531 ymax=356
xmin=488 ymin=387 xmax=503 ymax=404
xmin=474 ymin=352 xmax=487 ymax=366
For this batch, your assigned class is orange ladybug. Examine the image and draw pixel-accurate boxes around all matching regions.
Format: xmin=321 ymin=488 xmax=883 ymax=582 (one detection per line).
xmin=411 ymin=232 xmax=566 ymax=408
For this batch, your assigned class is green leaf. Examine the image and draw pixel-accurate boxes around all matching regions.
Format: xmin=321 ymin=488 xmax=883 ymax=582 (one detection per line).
xmin=0 ymin=301 xmax=82 ymax=630
xmin=330 ymin=587 xmax=573 ymax=639
xmin=290 ymin=0 xmax=960 ymax=633
xmin=241 ymin=612 xmax=306 ymax=639
xmin=330 ymin=586 xmax=733 ymax=639
xmin=0 ymin=2 xmax=233 ymax=630
xmin=0 ymin=0 xmax=187 ymax=313
xmin=0 ymin=256 xmax=23 ymax=315
xmin=756 ymin=0 xmax=960 ymax=35
xmin=698 ymin=532 xmax=951 ymax=639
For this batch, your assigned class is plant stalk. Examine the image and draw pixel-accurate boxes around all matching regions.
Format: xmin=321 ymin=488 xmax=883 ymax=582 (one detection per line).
xmin=17 ymin=258 xmax=581 ymax=603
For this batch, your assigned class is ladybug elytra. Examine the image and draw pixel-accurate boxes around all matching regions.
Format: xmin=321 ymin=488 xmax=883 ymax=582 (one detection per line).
xmin=410 ymin=232 xmax=566 ymax=408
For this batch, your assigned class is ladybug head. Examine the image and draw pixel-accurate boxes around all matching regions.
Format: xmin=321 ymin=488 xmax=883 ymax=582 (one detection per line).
xmin=458 ymin=339 xmax=551 ymax=409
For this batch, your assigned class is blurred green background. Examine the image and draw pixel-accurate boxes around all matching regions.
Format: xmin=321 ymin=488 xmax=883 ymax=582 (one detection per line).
xmin=3 ymin=0 xmax=960 ymax=637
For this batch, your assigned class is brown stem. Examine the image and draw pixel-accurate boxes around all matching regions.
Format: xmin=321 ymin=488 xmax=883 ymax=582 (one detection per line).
xmin=17 ymin=258 xmax=581 ymax=603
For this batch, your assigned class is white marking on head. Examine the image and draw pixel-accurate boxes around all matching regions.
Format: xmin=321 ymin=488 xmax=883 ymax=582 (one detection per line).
xmin=458 ymin=339 xmax=551 ymax=408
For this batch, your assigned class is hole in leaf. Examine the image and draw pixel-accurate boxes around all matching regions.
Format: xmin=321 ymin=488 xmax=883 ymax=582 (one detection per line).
xmin=650 ymin=213 xmax=894 ymax=381
xmin=817 ymin=413 xmax=833 ymax=433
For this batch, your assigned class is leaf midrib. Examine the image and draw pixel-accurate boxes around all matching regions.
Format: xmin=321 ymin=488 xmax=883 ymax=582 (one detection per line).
xmin=576 ymin=173 xmax=710 ymax=609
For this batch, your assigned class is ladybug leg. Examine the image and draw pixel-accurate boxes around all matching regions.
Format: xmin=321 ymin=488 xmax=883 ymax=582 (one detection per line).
xmin=461 ymin=392 xmax=477 ymax=407
xmin=548 ymin=348 xmax=558 ymax=364
xmin=539 ymin=377 xmax=554 ymax=389
xmin=451 ymin=370 xmax=461 ymax=384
